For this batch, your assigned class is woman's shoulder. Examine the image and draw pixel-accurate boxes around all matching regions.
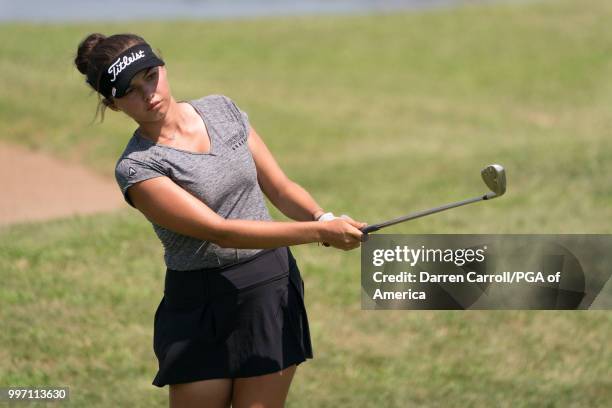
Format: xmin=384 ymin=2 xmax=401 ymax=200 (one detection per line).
xmin=192 ymin=94 xmax=245 ymax=122
xmin=114 ymin=132 xmax=159 ymax=169
xmin=193 ymin=94 xmax=235 ymax=108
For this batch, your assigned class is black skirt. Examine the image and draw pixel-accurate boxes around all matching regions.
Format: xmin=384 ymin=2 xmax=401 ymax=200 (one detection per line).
xmin=152 ymin=246 xmax=313 ymax=387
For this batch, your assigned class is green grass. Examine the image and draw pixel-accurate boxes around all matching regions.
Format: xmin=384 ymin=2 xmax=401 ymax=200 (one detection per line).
xmin=1 ymin=0 xmax=611 ymax=406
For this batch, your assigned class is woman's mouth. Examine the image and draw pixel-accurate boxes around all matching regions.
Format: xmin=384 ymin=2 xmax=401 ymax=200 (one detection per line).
xmin=148 ymin=100 xmax=162 ymax=111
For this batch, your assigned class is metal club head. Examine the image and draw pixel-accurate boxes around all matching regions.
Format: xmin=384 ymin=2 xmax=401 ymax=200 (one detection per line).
xmin=481 ymin=164 xmax=506 ymax=199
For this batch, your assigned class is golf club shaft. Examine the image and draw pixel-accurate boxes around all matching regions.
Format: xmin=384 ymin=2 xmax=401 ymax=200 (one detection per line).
xmin=360 ymin=193 xmax=489 ymax=234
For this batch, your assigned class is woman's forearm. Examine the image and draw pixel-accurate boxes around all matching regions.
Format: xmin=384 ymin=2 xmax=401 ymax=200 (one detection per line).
xmin=271 ymin=180 xmax=327 ymax=221
xmin=216 ymin=219 xmax=324 ymax=249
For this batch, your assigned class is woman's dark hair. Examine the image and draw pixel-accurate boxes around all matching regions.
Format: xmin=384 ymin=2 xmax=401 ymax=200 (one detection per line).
xmin=74 ymin=33 xmax=163 ymax=123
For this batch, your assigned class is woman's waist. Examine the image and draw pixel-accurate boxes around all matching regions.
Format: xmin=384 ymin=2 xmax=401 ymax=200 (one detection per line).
xmin=162 ymin=245 xmax=267 ymax=271
xmin=163 ymin=246 xmax=290 ymax=304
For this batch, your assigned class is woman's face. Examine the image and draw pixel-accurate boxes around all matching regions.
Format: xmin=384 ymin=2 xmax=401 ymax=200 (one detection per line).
xmin=110 ymin=65 xmax=171 ymax=122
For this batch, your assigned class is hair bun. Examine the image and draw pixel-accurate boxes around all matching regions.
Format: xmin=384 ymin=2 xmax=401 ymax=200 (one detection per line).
xmin=74 ymin=33 xmax=107 ymax=75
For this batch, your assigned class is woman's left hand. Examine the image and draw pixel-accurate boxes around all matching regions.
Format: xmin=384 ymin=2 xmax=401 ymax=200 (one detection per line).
xmin=320 ymin=214 xmax=367 ymax=247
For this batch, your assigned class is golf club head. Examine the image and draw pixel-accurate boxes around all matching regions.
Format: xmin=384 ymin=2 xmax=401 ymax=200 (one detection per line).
xmin=481 ymin=164 xmax=506 ymax=199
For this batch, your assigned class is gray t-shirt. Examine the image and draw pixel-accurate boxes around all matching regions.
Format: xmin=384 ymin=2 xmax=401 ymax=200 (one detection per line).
xmin=114 ymin=94 xmax=272 ymax=271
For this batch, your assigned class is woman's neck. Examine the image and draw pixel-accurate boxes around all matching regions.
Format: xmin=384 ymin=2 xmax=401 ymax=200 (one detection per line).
xmin=136 ymin=98 xmax=189 ymax=143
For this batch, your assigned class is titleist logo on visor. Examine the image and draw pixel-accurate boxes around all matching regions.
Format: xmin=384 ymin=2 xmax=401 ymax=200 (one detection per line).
xmin=86 ymin=43 xmax=164 ymax=99
xmin=108 ymin=50 xmax=146 ymax=82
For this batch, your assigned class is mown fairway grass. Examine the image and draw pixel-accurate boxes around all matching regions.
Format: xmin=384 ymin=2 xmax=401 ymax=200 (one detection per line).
xmin=1 ymin=0 xmax=611 ymax=406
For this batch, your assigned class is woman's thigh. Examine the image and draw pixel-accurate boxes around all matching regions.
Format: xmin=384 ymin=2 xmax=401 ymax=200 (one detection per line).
xmin=169 ymin=378 xmax=233 ymax=408
xmin=231 ymin=364 xmax=297 ymax=408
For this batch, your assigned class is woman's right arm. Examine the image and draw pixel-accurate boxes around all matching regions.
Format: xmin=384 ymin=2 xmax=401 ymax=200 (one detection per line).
xmin=127 ymin=176 xmax=363 ymax=250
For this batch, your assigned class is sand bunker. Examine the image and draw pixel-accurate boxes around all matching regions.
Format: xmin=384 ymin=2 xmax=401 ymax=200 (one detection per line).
xmin=0 ymin=141 xmax=125 ymax=227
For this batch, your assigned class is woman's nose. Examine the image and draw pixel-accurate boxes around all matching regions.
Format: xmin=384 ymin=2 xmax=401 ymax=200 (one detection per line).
xmin=143 ymin=83 xmax=157 ymax=102
xmin=144 ymin=90 xmax=156 ymax=103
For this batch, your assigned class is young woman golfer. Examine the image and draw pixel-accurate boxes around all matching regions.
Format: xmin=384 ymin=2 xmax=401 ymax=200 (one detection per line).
xmin=74 ymin=33 xmax=367 ymax=407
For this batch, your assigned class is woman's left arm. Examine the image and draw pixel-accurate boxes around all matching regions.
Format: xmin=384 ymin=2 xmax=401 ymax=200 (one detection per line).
xmin=247 ymin=125 xmax=326 ymax=222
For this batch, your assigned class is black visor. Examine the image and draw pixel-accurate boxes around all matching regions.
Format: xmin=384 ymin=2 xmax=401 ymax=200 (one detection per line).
xmin=86 ymin=43 xmax=165 ymax=99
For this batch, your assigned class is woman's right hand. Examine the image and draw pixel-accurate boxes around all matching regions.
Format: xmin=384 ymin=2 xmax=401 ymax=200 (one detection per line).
xmin=319 ymin=218 xmax=367 ymax=250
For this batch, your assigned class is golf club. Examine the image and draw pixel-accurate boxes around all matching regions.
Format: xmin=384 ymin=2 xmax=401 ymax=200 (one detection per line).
xmin=360 ymin=164 xmax=506 ymax=237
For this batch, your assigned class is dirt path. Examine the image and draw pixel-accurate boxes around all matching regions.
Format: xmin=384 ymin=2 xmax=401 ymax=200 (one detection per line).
xmin=0 ymin=141 xmax=125 ymax=227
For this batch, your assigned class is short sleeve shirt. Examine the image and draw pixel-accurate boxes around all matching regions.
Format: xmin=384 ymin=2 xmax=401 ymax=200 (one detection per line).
xmin=114 ymin=94 xmax=272 ymax=271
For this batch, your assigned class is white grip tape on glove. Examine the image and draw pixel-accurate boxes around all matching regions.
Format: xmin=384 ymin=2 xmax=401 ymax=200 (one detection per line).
xmin=317 ymin=212 xmax=353 ymax=222
xmin=317 ymin=212 xmax=336 ymax=222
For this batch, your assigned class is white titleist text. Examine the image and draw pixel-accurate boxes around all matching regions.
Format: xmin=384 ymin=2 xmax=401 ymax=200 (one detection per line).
xmin=108 ymin=50 xmax=146 ymax=82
